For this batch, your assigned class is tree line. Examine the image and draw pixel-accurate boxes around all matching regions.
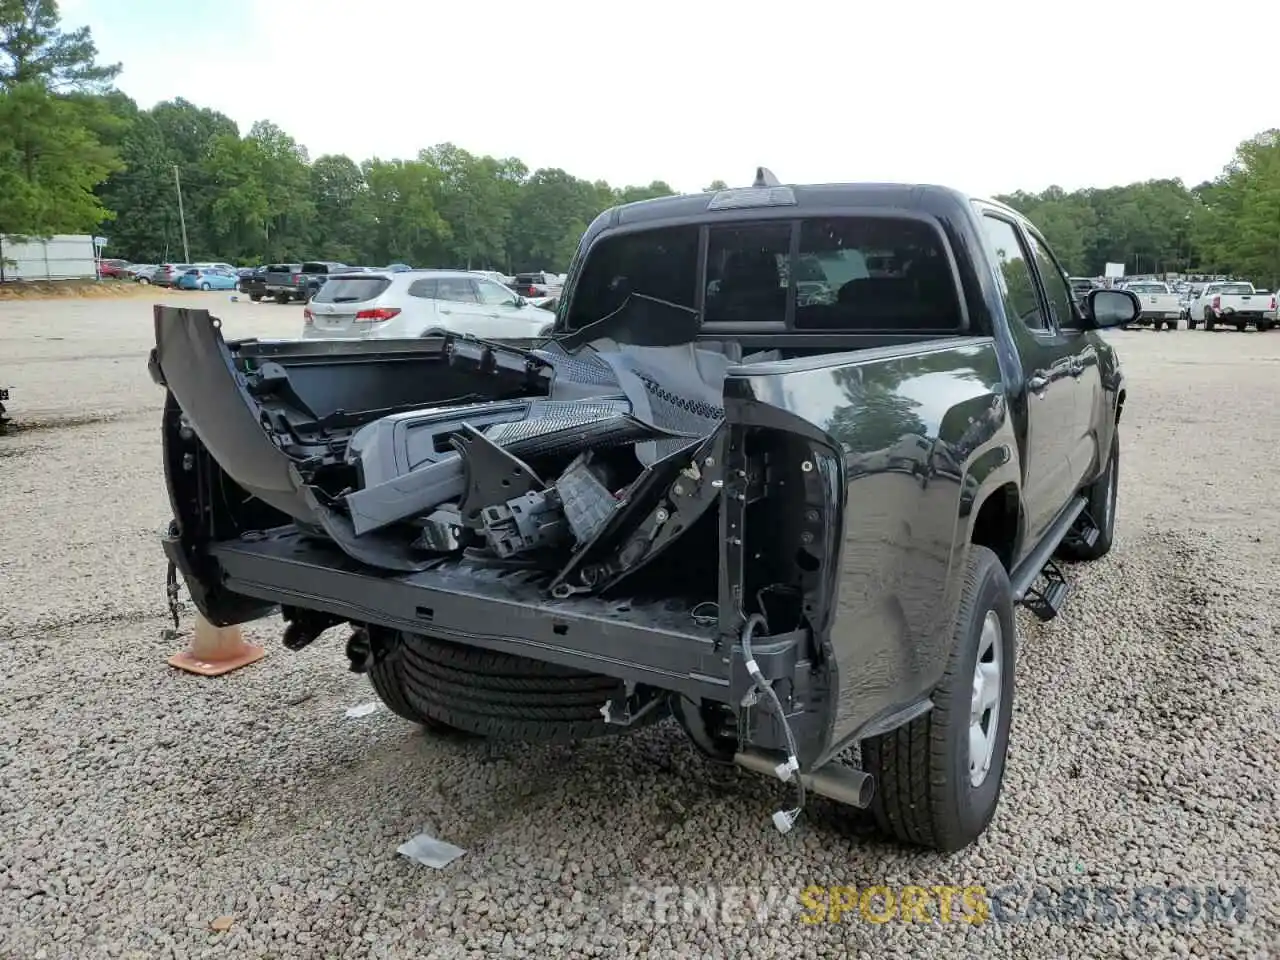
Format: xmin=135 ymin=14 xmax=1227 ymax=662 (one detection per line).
xmin=3 ymin=2 xmax=1279 ymax=282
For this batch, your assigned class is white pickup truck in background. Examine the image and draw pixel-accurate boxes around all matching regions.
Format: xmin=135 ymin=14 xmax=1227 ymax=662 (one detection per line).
xmin=1187 ymin=281 xmax=1276 ymax=331
xmin=1124 ymin=281 xmax=1182 ymax=330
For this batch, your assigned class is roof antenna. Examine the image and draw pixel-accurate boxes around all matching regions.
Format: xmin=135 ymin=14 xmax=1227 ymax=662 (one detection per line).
xmin=753 ymin=167 xmax=781 ymax=188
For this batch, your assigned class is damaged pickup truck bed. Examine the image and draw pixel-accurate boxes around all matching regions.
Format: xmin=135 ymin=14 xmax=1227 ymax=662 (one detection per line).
xmin=151 ymin=178 xmax=1137 ymax=852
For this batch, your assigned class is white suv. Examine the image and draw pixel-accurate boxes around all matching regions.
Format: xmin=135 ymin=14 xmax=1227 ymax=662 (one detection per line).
xmin=302 ymin=270 xmax=557 ymax=340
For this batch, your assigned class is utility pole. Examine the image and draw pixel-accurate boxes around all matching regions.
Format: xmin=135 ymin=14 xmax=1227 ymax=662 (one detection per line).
xmin=173 ymin=165 xmax=190 ymax=263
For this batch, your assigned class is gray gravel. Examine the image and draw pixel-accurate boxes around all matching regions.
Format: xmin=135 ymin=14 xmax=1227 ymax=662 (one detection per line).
xmin=1 ymin=294 xmax=1277 ymax=959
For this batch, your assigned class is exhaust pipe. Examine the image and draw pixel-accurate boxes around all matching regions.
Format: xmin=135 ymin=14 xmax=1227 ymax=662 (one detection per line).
xmin=734 ymin=748 xmax=875 ymax=808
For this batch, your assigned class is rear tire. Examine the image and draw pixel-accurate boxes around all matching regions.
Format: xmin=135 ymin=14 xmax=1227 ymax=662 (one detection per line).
xmin=1236 ymin=322 xmax=1247 ymax=332
xmin=200 ymin=282 xmax=211 ymax=291
xmin=369 ymin=632 xmax=641 ymax=742
xmin=1204 ymin=310 xmax=1216 ymax=331
xmin=862 ymin=544 xmax=1016 ymax=853
xmin=249 ymin=294 xmax=262 ymax=302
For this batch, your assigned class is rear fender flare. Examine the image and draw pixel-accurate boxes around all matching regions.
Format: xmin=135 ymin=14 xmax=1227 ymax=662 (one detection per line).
xmin=932 ymin=420 xmax=1023 ymax=684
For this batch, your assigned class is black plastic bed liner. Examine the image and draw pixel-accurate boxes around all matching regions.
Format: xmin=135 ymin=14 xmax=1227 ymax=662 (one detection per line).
xmin=204 ymin=526 xmax=728 ymax=697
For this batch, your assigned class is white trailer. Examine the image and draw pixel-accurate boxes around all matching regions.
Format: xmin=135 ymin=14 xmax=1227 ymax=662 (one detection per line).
xmin=0 ymin=234 xmax=105 ymax=281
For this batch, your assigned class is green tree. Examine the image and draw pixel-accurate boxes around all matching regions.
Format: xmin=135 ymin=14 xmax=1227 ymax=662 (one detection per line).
xmin=97 ymin=109 xmax=178 ymax=261
xmin=615 ymin=180 xmax=676 ymax=205
xmin=199 ymin=121 xmax=313 ymax=262
xmin=422 ymin=142 xmax=512 ymax=269
xmin=360 ymin=157 xmax=449 ymax=267
xmin=509 ymin=168 xmax=610 ymax=271
xmin=0 ymin=80 xmax=120 ymax=233
xmin=1196 ymin=131 xmax=1280 ymax=287
xmin=0 ymin=0 xmax=121 ymax=238
xmin=996 ymin=187 xmax=1097 ymax=275
xmin=101 ymin=98 xmax=240 ymax=260
xmin=0 ymin=0 xmax=120 ymax=91
xmin=310 ymin=153 xmax=369 ymax=263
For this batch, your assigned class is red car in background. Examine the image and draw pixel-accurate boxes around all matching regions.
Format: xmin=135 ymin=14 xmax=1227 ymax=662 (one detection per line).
xmin=98 ymin=258 xmax=131 ymax=279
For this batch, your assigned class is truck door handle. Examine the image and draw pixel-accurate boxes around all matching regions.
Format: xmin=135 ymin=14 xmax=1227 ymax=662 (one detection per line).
xmin=1028 ymin=374 xmax=1050 ymax=394
xmin=1069 ymin=361 xmax=1085 ymax=378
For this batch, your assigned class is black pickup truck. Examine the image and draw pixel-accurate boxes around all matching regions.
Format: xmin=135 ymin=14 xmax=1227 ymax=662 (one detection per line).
xmin=150 ymin=175 xmax=1137 ymax=853
xmin=262 ymin=261 xmax=349 ymax=303
xmin=237 ymin=266 xmax=270 ymax=301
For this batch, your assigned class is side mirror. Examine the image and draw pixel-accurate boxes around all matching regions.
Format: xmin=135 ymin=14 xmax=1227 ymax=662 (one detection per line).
xmin=1086 ymin=289 xmax=1140 ymax=328
xmin=514 ymin=296 xmax=526 ymax=308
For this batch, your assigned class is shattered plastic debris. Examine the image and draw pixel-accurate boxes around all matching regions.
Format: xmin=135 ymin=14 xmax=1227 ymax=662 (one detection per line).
xmin=397 ymin=833 xmax=466 ymax=868
xmin=344 ymin=701 xmax=380 ymax=718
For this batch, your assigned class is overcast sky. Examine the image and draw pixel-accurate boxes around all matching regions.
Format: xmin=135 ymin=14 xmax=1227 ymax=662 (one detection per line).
xmin=61 ymin=0 xmax=1277 ymax=197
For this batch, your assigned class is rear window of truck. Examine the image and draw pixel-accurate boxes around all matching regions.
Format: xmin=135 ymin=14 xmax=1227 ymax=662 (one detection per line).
xmin=566 ymin=216 xmax=961 ymax=332
xmin=313 ymin=276 xmax=392 ymax=303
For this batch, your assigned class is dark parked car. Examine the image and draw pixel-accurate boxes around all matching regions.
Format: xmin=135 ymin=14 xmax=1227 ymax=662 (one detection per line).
xmin=149 ymin=175 xmax=1136 ymax=853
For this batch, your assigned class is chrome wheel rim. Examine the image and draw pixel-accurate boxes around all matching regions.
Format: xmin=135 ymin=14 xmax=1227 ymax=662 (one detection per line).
xmin=969 ymin=610 xmax=1003 ymax=788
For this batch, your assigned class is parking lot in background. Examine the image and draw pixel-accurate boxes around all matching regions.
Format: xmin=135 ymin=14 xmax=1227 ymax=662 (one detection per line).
xmin=1 ymin=296 xmax=1276 ymax=958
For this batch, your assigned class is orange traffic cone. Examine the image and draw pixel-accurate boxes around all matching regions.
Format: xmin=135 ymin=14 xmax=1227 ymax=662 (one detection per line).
xmin=167 ymin=613 xmax=266 ymax=676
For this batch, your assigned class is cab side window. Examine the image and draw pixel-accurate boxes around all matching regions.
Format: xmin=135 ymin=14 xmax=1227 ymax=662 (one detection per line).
xmin=1025 ymin=232 xmax=1077 ymax=329
xmin=979 ymin=215 xmax=1046 ymax=331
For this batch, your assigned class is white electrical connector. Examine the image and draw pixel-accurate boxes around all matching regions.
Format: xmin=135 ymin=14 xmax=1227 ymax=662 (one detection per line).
xmin=774 ymin=755 xmax=799 ymax=782
xmin=772 ymin=809 xmax=800 ymax=834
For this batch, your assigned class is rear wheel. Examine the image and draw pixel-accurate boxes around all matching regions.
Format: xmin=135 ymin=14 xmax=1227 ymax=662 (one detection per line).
xmin=862 ymin=544 xmax=1016 ymax=853
xmin=275 ymin=293 xmax=290 ymax=304
xmin=249 ymin=294 xmax=262 ymax=302
xmin=1236 ymin=322 xmax=1247 ymax=332
xmin=200 ymin=281 xmax=211 ymax=291
xmin=137 ymin=277 xmax=150 ymax=285
xmin=1204 ymin=309 xmax=1216 ymax=331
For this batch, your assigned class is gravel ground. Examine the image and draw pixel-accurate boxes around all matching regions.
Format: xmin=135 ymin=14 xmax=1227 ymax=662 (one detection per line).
xmin=1 ymin=297 xmax=1277 ymax=959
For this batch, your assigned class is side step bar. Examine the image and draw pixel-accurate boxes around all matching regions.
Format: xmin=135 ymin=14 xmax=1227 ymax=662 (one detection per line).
xmin=1009 ymin=495 xmax=1088 ymax=622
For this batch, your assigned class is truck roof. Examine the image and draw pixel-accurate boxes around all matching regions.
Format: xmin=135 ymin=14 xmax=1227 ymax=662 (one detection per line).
xmin=600 ymin=182 xmax=1006 ymax=230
